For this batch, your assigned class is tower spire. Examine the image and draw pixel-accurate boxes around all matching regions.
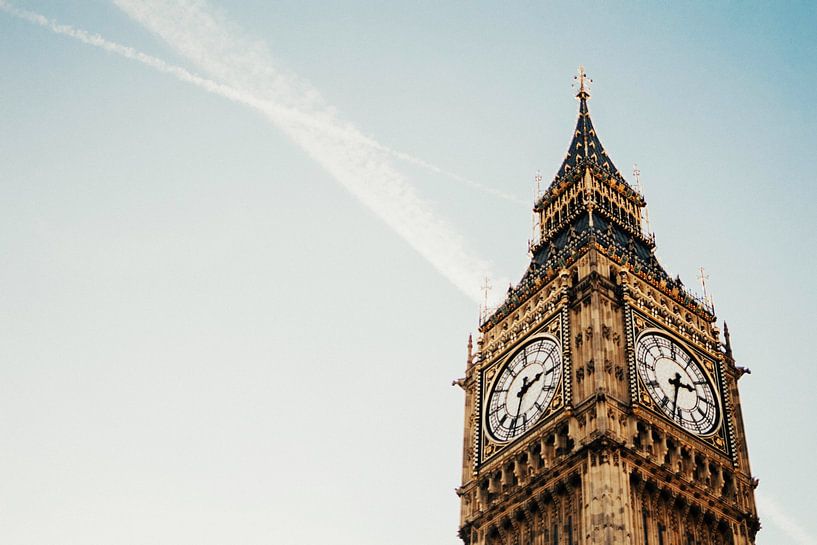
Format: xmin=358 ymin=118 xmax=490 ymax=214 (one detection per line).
xmin=552 ymin=66 xmax=621 ymax=182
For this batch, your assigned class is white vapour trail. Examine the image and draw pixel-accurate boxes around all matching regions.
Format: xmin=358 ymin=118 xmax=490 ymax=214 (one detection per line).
xmin=384 ymin=148 xmax=528 ymax=206
xmin=111 ymin=0 xmax=503 ymax=302
xmin=0 ymin=0 xmax=509 ymax=302
xmin=756 ymin=492 xmax=817 ymax=545
xmin=109 ymin=0 xmax=528 ymax=206
xmin=0 ymin=2 xmax=277 ymax=116
xmin=0 ymin=0 xmax=524 ymax=205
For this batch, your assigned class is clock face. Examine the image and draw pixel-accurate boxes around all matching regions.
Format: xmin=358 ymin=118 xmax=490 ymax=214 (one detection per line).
xmin=485 ymin=337 xmax=562 ymax=442
xmin=635 ymin=332 xmax=720 ymax=435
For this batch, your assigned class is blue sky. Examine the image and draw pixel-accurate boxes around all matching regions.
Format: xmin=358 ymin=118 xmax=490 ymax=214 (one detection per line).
xmin=1 ymin=2 xmax=816 ymax=544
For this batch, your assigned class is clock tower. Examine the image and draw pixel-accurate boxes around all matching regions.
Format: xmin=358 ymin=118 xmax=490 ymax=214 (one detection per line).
xmin=456 ymin=69 xmax=759 ymax=545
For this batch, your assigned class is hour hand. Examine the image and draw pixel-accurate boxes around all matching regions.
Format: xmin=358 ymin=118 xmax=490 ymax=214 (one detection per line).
xmin=516 ymin=376 xmax=530 ymax=398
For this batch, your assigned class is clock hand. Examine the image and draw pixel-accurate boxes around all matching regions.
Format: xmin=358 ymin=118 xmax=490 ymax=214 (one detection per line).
xmin=516 ymin=372 xmax=543 ymax=399
xmin=516 ymin=376 xmax=530 ymax=398
xmin=671 ymin=381 xmax=681 ymax=420
xmin=528 ymin=371 xmax=543 ymax=387
xmin=667 ymin=372 xmax=693 ymax=419
xmin=512 ymin=376 xmax=530 ymax=420
xmin=514 ymin=392 xmax=524 ymax=418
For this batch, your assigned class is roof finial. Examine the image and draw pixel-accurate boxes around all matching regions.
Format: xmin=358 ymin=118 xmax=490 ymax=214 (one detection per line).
xmin=723 ymin=321 xmax=733 ymax=358
xmin=697 ymin=266 xmax=714 ymax=312
xmin=529 ymin=171 xmax=543 ymax=253
xmin=633 ymin=163 xmax=652 ymax=237
xmin=574 ymin=65 xmax=592 ymax=99
xmin=479 ymin=275 xmax=492 ymax=322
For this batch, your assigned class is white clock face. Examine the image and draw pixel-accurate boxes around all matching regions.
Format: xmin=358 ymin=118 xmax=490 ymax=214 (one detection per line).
xmin=485 ymin=337 xmax=562 ymax=442
xmin=635 ymin=333 xmax=719 ymax=435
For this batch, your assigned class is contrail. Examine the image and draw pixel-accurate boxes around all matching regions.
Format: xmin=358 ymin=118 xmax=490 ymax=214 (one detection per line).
xmin=0 ymin=0 xmax=525 ymax=207
xmin=111 ymin=0 xmax=527 ymax=208
xmin=0 ymin=2 xmax=279 ymax=125
xmin=379 ymin=148 xmax=528 ymax=206
xmin=0 ymin=0 xmax=515 ymax=302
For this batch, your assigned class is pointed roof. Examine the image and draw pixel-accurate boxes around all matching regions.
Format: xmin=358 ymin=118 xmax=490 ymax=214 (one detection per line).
xmin=481 ymin=71 xmax=718 ymax=331
xmin=553 ymin=69 xmax=622 ymax=182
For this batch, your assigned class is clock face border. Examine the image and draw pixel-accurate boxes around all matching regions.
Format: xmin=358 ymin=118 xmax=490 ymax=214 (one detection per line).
xmin=484 ymin=335 xmax=564 ymax=443
xmin=634 ymin=329 xmax=721 ymax=436
xmin=476 ymin=312 xmax=568 ymax=466
xmin=627 ymin=310 xmax=733 ymax=458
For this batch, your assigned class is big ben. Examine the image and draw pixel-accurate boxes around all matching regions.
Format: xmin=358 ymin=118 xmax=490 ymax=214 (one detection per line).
xmin=456 ymin=68 xmax=759 ymax=545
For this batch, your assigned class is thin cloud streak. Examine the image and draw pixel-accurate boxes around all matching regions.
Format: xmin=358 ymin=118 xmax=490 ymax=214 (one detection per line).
xmin=111 ymin=0 xmax=511 ymax=301
xmin=385 ymin=148 xmax=529 ymax=206
xmin=0 ymin=1 xmax=525 ymax=208
xmin=0 ymin=2 xmax=275 ymax=114
xmin=0 ymin=0 xmax=511 ymax=302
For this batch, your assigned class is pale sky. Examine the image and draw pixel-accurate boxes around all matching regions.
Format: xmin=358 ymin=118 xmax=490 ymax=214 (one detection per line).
xmin=2 ymin=2 xmax=816 ymax=545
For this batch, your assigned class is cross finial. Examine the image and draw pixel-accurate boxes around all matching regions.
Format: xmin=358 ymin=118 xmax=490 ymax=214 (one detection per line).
xmin=697 ymin=266 xmax=709 ymax=297
xmin=574 ymin=65 xmax=592 ymax=98
xmin=481 ymin=276 xmax=492 ymax=308
xmin=479 ymin=276 xmax=492 ymax=321
xmin=633 ymin=163 xmax=652 ymax=237
xmin=697 ymin=266 xmax=714 ymax=311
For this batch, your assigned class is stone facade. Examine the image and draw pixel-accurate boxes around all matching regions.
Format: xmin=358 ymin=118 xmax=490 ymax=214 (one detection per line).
xmin=457 ymin=70 xmax=759 ymax=545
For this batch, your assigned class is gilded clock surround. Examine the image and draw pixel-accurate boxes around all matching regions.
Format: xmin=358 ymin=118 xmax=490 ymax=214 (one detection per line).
xmin=456 ymin=68 xmax=759 ymax=545
xmin=479 ymin=316 xmax=567 ymax=464
xmin=625 ymin=309 xmax=736 ymax=461
xmin=633 ymin=329 xmax=722 ymax=438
